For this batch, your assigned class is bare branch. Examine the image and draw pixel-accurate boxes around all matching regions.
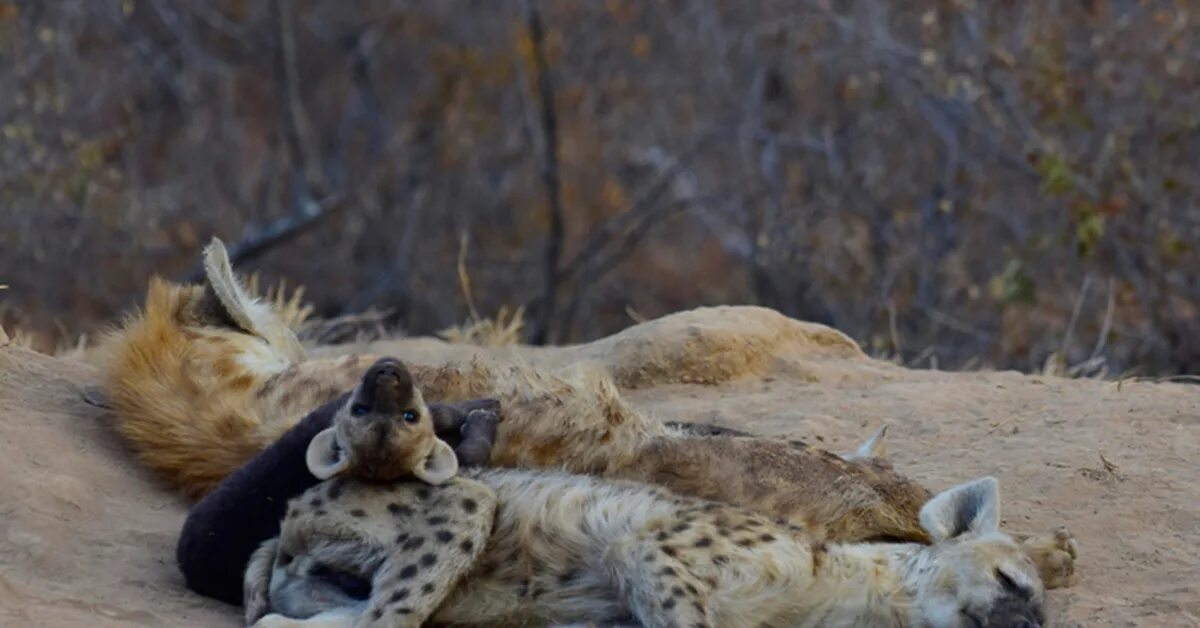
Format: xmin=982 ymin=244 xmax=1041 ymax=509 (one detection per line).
xmin=273 ymin=0 xmax=325 ymax=194
xmin=524 ymin=0 xmax=565 ymax=346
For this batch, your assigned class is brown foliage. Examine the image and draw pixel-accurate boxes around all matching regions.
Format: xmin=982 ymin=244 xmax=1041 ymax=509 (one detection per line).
xmin=1 ymin=1 xmax=1198 ymax=373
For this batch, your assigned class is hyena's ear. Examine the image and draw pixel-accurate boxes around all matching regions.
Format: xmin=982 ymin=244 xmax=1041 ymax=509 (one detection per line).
xmin=202 ymin=237 xmax=306 ymax=362
xmin=306 ymin=428 xmax=352 ymax=480
xmin=919 ymin=476 xmax=1000 ymax=542
xmin=841 ymin=425 xmax=888 ymax=461
xmin=413 ymin=439 xmax=458 ymax=485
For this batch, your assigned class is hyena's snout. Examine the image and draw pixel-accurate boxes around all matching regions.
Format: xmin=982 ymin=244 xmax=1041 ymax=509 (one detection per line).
xmin=356 ymin=358 xmax=414 ymax=417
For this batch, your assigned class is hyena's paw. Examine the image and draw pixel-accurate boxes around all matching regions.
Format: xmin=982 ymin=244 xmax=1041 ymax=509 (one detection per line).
xmin=1021 ymin=526 xmax=1078 ymax=589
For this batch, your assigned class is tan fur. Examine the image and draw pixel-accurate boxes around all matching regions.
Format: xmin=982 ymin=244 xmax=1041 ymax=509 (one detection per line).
xmin=247 ymin=472 xmax=1047 ymax=627
xmin=306 ymin=358 xmax=458 ymax=486
xmin=95 ymin=240 xmax=364 ymax=498
xmin=101 ymin=240 xmax=1076 ymax=587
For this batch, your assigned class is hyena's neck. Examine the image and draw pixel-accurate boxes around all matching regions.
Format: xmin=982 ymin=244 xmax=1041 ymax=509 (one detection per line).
xmin=251 ymin=354 xmax=381 ymax=438
xmin=790 ymin=542 xmax=922 ymax=627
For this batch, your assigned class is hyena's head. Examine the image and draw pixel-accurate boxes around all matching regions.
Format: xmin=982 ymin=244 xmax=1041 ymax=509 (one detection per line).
xmin=908 ymin=477 xmax=1046 ymax=628
xmin=306 ymin=358 xmax=458 ymax=485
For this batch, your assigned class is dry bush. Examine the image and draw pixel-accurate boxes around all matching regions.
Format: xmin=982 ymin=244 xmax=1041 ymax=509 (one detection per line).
xmin=1 ymin=1 xmax=1197 ymax=375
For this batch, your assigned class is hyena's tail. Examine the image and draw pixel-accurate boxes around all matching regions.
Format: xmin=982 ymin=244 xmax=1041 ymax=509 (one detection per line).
xmin=98 ymin=239 xmax=306 ymax=499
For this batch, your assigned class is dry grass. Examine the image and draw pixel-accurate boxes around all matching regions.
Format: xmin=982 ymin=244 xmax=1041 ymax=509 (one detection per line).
xmin=436 ymin=234 xmax=526 ymax=348
xmin=245 ymin=274 xmax=314 ymax=332
xmin=438 ymin=305 xmax=526 ymax=348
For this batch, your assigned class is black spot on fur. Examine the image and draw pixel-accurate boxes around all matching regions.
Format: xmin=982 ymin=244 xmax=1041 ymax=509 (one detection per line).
xmin=671 ymin=585 xmax=685 ymax=597
xmin=712 ymin=554 xmax=728 ymax=565
xmin=685 ymin=583 xmax=698 ymax=596
xmin=388 ymin=503 xmax=414 ymax=517
xmin=416 ymin=487 xmax=431 ymax=500
xmin=393 ymin=607 xmax=412 ymax=615
xmin=427 ymin=515 xmax=449 ymax=526
xmin=396 ymin=533 xmax=409 ymax=544
xmin=460 ymin=539 xmax=475 ymax=554
xmin=461 ymin=498 xmax=478 ymax=513
xmin=419 ymin=553 xmax=437 ymax=567
xmin=759 ymin=533 xmax=775 ymax=543
xmin=350 ymin=508 xmax=366 ymax=518
xmin=308 ymin=497 xmax=323 ymax=508
xmin=672 ymin=522 xmax=690 ymax=533
xmin=694 ymin=537 xmax=712 ymax=548
xmin=660 ymin=566 xmax=677 ymax=577
xmin=422 ymin=583 xmax=435 ymax=594
xmin=661 ymin=545 xmax=678 ymax=558
xmin=435 ymin=530 xmax=454 ymax=544
xmin=662 ymin=597 xmax=677 ymax=610
xmin=398 ymin=564 xmax=418 ymax=580
xmin=371 ymin=608 xmax=383 ymax=620
xmin=327 ymin=480 xmax=345 ymax=500
xmin=558 ymin=570 xmax=578 ymax=585
xmin=402 ymin=536 xmax=425 ymax=551
xmin=389 ymin=589 xmax=409 ymax=603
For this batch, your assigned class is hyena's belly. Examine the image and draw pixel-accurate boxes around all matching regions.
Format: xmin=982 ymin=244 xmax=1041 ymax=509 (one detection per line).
xmin=432 ymin=468 xmax=686 ymax=626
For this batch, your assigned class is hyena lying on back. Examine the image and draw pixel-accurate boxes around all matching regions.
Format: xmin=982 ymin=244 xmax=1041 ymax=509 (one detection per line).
xmin=245 ymin=385 xmax=1047 ymax=628
xmin=100 ymin=239 xmax=1076 ymax=588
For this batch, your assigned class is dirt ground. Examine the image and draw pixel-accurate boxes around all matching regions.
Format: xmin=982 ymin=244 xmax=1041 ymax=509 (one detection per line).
xmin=1 ymin=307 xmax=1198 ymax=626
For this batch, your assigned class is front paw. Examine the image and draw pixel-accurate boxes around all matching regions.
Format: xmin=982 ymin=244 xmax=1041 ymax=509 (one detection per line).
xmin=456 ymin=398 xmax=501 ymax=415
xmin=461 ymin=407 xmax=502 ymax=439
xmin=1021 ymin=526 xmax=1078 ymax=589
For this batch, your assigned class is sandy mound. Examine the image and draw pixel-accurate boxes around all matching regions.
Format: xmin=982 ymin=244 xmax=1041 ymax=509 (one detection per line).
xmin=3 ymin=306 xmax=1198 ymax=626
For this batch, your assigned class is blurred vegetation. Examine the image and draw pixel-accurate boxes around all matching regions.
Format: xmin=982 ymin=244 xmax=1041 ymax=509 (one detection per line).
xmin=1 ymin=0 xmax=1198 ymax=375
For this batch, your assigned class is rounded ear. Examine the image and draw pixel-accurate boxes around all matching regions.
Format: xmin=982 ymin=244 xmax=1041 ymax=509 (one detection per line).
xmin=413 ymin=439 xmax=458 ymax=485
xmin=306 ymin=428 xmax=351 ymax=480
xmin=919 ymin=476 xmax=1000 ymax=542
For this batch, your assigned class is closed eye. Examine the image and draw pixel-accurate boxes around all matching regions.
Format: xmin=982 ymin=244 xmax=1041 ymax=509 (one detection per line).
xmin=996 ymin=567 xmax=1032 ymax=600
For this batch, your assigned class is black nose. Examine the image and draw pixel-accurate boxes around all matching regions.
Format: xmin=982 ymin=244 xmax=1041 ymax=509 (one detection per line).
xmin=357 ymin=358 xmax=412 ymax=415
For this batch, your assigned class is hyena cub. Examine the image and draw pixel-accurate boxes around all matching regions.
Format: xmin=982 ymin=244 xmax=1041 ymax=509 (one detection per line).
xmin=247 ymin=384 xmax=1047 ymax=628
xmin=176 ymin=358 xmax=501 ymax=606
xmin=304 ymin=357 xmax=500 ymax=485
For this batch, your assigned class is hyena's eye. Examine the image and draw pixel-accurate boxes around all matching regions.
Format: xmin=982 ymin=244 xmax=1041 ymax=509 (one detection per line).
xmin=402 ymin=410 xmax=418 ymax=423
xmin=351 ymin=403 xmax=369 ymax=417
